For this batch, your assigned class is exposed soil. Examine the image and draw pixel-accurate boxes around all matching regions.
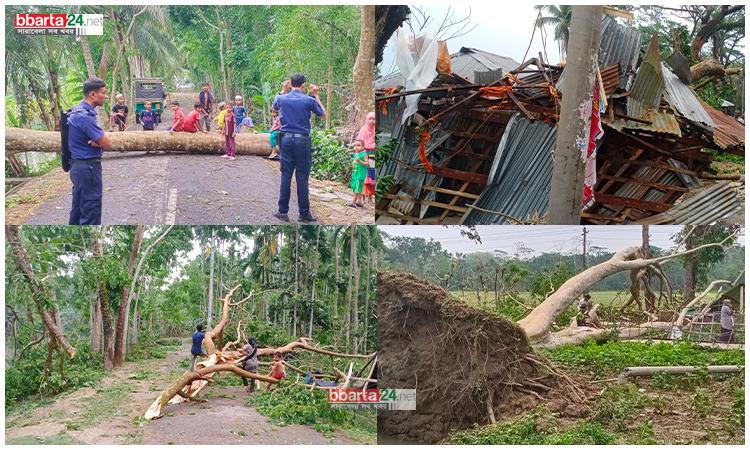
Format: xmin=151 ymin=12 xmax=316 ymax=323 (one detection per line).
xmin=5 ymin=339 xmax=366 ymax=445
xmin=5 ymin=90 xmax=374 ymax=225
xmin=376 ymin=272 xmax=582 ymax=444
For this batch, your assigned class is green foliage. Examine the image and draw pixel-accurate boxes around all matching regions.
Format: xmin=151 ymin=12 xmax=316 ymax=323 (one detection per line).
xmin=5 ymin=342 xmax=106 ymax=411
xmin=722 ymin=388 xmax=744 ymax=432
xmin=311 ymin=129 xmax=351 ymax=182
xmin=6 ymin=431 xmax=85 ymax=445
xmin=375 ymin=137 xmax=397 ymax=169
xmin=449 ymin=411 xmax=618 ymax=445
xmin=246 ymin=384 xmax=357 ymax=426
xmin=375 ymin=175 xmax=394 ymax=203
xmin=541 ymin=340 xmax=745 ymax=380
xmin=592 ymin=384 xmax=648 ymax=430
xmin=690 ymin=387 xmax=717 ymax=418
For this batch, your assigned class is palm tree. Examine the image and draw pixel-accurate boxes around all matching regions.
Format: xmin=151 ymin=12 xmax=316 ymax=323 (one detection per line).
xmin=534 ymin=5 xmax=573 ymax=59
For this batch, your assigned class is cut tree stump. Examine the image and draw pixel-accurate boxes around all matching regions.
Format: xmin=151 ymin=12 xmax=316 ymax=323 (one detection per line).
xmin=5 ymin=127 xmax=271 ymax=155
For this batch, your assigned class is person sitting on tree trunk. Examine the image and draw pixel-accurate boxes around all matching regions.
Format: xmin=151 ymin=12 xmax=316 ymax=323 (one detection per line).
xmin=172 ymin=103 xmax=209 ymax=134
xmin=577 ymin=294 xmax=600 ymax=328
xmin=168 ymin=101 xmax=184 ymax=131
xmin=240 ymin=336 xmax=259 ymax=394
xmin=190 ymin=324 xmax=208 ymax=372
xmin=719 ymin=299 xmax=734 ymax=342
xmin=266 ymin=351 xmax=286 ymax=390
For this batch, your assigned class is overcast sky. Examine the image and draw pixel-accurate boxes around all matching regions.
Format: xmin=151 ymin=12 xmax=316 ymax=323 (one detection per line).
xmin=379 ymin=226 xmax=745 ymax=256
xmin=378 ymin=5 xmax=746 ymax=76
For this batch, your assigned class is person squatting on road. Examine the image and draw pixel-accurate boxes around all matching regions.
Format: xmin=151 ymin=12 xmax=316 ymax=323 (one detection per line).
xmin=68 ymin=77 xmax=112 ymax=225
xmin=172 ymin=103 xmax=209 ymax=134
xmin=109 ymin=94 xmax=128 ymax=132
xmin=190 ymin=324 xmax=208 ymax=372
xmin=272 ymin=73 xmax=326 ymax=223
xmin=199 ymin=82 xmax=214 ymax=132
xmin=240 ymin=336 xmax=259 ymax=394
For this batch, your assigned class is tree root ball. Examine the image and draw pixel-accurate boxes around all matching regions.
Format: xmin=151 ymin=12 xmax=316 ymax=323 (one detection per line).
xmin=377 ymin=272 xmax=584 ymax=443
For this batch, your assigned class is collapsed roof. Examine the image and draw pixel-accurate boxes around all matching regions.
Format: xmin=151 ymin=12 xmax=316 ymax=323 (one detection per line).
xmin=375 ymin=16 xmax=743 ymax=226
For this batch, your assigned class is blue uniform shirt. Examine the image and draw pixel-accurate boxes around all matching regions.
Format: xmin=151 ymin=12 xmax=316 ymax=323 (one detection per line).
xmin=140 ymin=109 xmax=158 ymax=129
xmin=272 ymin=89 xmax=325 ymax=134
xmin=191 ymin=331 xmax=205 ymax=354
xmin=68 ymin=100 xmax=105 ymax=160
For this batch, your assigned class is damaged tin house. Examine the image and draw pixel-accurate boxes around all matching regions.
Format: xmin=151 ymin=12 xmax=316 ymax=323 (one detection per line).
xmin=375 ymin=16 xmax=744 ymax=225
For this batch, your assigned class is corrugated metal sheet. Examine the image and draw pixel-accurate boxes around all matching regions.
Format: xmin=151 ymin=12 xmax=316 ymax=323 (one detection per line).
xmin=450 ymin=47 xmax=520 ymax=83
xmin=662 ymin=63 xmax=715 ymax=127
xmin=375 ymin=71 xmax=406 ymax=90
xmin=627 ymin=33 xmax=663 ymax=121
xmin=461 ymin=114 xmax=556 ymax=224
xmin=375 ymin=47 xmax=520 ymax=89
xmin=633 ymin=181 xmax=741 ymax=224
xmin=598 ymin=15 xmax=642 ymax=90
xmin=600 ymin=62 xmax=620 ymax=94
xmin=474 ymin=69 xmax=504 ymax=84
xmin=609 ymin=111 xmax=683 ymax=136
xmin=698 ymin=98 xmax=745 ymax=150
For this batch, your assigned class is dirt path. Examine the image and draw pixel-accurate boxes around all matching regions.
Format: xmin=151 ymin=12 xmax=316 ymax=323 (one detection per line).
xmin=5 ymin=90 xmax=374 ymax=225
xmin=5 ymin=340 xmax=366 ymax=445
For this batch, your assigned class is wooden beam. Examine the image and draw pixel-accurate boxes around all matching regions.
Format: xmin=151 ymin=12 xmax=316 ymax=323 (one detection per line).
xmin=599 ymin=175 xmax=689 ymax=192
xmin=375 ymin=209 xmax=443 ymax=225
xmin=430 ymin=166 xmax=489 ymax=185
xmin=374 ymin=183 xmax=402 ymax=220
xmin=599 ymin=155 xmax=699 ymax=176
xmin=603 ymin=6 xmax=634 ymax=20
xmin=593 ymin=193 xmax=672 ymax=213
xmin=613 ymin=112 xmax=653 ymax=125
xmin=382 ymin=194 xmax=469 ymax=213
xmin=375 ymin=84 xmax=483 ymax=101
xmin=506 ymin=91 xmax=535 ymax=122
xmin=421 ymin=185 xmax=481 ymax=199
xmin=580 ymin=213 xmax=625 ymax=223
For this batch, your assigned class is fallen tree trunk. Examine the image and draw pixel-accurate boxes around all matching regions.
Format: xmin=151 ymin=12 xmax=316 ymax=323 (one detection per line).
xmin=618 ymin=365 xmax=743 ymax=384
xmin=5 ymin=127 xmax=272 ymax=155
xmin=690 ymin=57 xmax=743 ymax=84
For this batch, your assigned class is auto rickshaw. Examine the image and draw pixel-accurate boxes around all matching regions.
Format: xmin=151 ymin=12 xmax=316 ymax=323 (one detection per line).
xmin=134 ymin=77 xmax=166 ymax=123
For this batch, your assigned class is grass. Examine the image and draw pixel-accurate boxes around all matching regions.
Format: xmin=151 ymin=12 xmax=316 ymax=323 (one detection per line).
xmin=63 ymin=383 xmax=135 ymax=431
xmin=6 ymin=431 xmax=85 ymax=445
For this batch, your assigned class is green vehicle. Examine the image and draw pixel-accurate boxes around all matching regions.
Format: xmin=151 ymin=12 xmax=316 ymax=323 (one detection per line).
xmin=134 ymin=77 xmax=166 ymax=124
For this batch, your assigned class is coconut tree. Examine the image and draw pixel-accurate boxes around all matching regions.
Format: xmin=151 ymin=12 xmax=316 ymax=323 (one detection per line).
xmin=534 ymin=5 xmax=573 ymax=59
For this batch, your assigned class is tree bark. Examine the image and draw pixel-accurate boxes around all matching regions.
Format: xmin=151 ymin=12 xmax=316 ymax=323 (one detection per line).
xmin=114 ymin=225 xmax=145 ymax=368
xmin=5 ymin=225 xmax=76 ymax=359
xmin=690 ymin=57 xmax=743 ymax=83
xmin=5 ymin=128 xmax=272 ymax=155
xmin=207 ymin=229 xmax=216 ymax=330
xmin=690 ymin=5 xmax=745 ymax=61
xmin=203 ymin=284 xmax=242 ymax=355
xmin=352 ymin=229 xmax=360 ymax=353
xmin=517 ymin=232 xmax=736 ymax=341
xmin=349 ymin=5 xmax=376 ymax=132
xmin=346 ymin=227 xmax=354 ymax=350
xmin=92 ymin=227 xmax=115 ymax=370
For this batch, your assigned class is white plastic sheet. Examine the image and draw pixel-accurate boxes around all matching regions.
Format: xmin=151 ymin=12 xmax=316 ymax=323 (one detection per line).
xmin=392 ymin=28 xmax=438 ymax=124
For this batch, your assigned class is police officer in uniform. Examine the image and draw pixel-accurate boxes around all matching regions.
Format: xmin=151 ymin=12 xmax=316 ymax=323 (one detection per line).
xmin=272 ymin=73 xmax=326 ymax=222
xmin=68 ymin=78 xmax=112 ymax=225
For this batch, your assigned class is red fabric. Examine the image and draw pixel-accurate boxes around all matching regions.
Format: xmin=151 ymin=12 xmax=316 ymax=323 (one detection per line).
xmin=357 ymin=112 xmax=376 ymax=150
xmin=171 ymin=108 xmax=184 ymax=131
xmin=418 ymin=130 xmax=433 ymax=173
xmin=271 ymin=372 xmax=285 ymax=380
xmin=182 ymin=110 xmax=200 ymax=132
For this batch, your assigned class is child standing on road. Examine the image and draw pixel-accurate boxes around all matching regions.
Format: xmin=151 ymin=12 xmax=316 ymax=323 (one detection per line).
xmin=358 ymin=112 xmax=377 ymax=205
xmin=233 ymin=96 xmax=255 ymax=133
xmin=266 ymin=351 xmax=286 ymax=391
xmin=222 ymin=103 xmax=237 ymax=160
xmin=267 ymin=109 xmax=281 ymax=159
xmin=139 ymin=101 xmax=158 ymax=131
xmin=348 ymin=139 xmax=368 ymax=208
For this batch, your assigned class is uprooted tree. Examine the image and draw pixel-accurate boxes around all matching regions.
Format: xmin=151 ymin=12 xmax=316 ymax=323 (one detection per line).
xmin=378 ymin=226 xmax=740 ymax=442
xmin=146 ymin=283 xmax=376 ymax=419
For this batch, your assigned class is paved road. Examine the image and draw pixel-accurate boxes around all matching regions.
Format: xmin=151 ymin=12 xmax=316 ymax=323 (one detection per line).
xmin=15 ymin=90 xmax=373 ymax=225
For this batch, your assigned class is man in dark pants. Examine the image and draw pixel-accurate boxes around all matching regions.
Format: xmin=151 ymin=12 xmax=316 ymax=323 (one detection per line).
xmin=272 ymin=73 xmax=326 ymax=222
xmin=69 ymin=77 xmax=112 ymax=225
xmin=190 ymin=324 xmax=208 ymax=372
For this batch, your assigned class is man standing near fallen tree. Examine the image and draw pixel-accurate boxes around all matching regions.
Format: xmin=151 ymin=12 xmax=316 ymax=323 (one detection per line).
xmin=719 ymin=299 xmax=734 ymax=342
xmin=68 ymin=77 xmax=112 ymax=225
xmin=272 ymin=73 xmax=326 ymax=223
xmin=190 ymin=324 xmax=208 ymax=371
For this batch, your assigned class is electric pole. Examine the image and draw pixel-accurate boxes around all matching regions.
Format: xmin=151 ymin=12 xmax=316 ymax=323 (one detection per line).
xmin=548 ymin=5 xmax=603 ymax=224
xmin=582 ymin=226 xmax=588 ymax=270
